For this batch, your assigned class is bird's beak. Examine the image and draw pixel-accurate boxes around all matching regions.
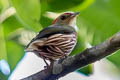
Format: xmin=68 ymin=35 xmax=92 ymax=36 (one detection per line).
xmin=72 ymin=12 xmax=80 ymax=17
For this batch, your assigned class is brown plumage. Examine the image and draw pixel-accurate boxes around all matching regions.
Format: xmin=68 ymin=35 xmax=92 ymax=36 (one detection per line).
xmin=25 ymin=12 xmax=79 ymax=67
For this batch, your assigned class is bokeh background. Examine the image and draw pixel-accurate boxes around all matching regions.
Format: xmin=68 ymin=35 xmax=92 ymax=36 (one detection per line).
xmin=0 ymin=0 xmax=120 ymax=80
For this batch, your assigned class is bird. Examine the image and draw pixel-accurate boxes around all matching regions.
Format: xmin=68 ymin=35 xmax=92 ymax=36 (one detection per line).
xmin=25 ymin=12 xmax=79 ymax=67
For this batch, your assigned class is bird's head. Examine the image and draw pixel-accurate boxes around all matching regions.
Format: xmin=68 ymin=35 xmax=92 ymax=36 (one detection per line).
xmin=52 ymin=12 xmax=80 ymax=30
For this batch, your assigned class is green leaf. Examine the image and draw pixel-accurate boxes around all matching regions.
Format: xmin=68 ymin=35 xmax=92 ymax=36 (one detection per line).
xmin=107 ymin=51 xmax=120 ymax=68
xmin=6 ymin=40 xmax=24 ymax=70
xmin=77 ymin=0 xmax=120 ymax=68
xmin=10 ymin=0 xmax=41 ymax=32
xmin=0 ymin=26 xmax=7 ymax=60
xmin=79 ymin=0 xmax=120 ymax=43
xmin=70 ymin=0 xmax=95 ymax=11
xmin=0 ymin=0 xmax=9 ymax=12
xmin=0 ymin=25 xmax=24 ymax=78
xmin=0 ymin=15 xmax=24 ymax=78
xmin=2 ymin=15 xmax=23 ymax=37
xmin=77 ymin=64 xmax=93 ymax=75
xmin=47 ymin=0 xmax=84 ymax=12
xmin=0 ymin=1 xmax=2 ymax=13
xmin=0 ymin=72 xmax=8 ymax=80
xmin=2 ymin=15 xmax=24 ymax=70
xmin=40 ymin=0 xmax=85 ymax=13
xmin=40 ymin=16 xmax=53 ymax=28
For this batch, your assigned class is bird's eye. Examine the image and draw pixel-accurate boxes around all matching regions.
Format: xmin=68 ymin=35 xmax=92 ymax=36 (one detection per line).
xmin=60 ymin=16 xmax=66 ymax=20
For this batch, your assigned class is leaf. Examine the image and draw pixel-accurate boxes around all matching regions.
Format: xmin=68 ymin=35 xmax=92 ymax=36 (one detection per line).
xmin=10 ymin=0 xmax=41 ymax=32
xmin=77 ymin=0 xmax=120 ymax=68
xmin=0 ymin=25 xmax=24 ymax=77
xmin=0 ymin=17 xmax=25 ymax=80
xmin=0 ymin=15 xmax=24 ymax=78
xmin=40 ymin=0 xmax=84 ymax=13
xmin=0 ymin=0 xmax=9 ymax=12
xmin=70 ymin=0 xmax=95 ymax=11
xmin=79 ymin=0 xmax=120 ymax=43
xmin=46 ymin=0 xmax=84 ymax=12
xmin=0 ymin=26 xmax=7 ymax=60
xmin=6 ymin=40 xmax=24 ymax=70
xmin=0 ymin=72 xmax=8 ymax=80
xmin=2 ymin=15 xmax=23 ymax=37
xmin=0 ymin=2 xmax=2 ymax=12
xmin=77 ymin=64 xmax=93 ymax=75
xmin=39 ymin=16 xmax=53 ymax=28
xmin=107 ymin=51 xmax=120 ymax=68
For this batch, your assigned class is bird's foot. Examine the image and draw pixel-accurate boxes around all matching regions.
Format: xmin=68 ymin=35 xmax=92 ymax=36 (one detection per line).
xmin=58 ymin=57 xmax=67 ymax=64
xmin=44 ymin=65 xmax=50 ymax=69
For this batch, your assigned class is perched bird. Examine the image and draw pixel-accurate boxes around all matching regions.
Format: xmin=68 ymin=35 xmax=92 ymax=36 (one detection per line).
xmin=25 ymin=12 xmax=79 ymax=67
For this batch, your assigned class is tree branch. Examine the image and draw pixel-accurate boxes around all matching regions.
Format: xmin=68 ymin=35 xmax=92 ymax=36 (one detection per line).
xmin=22 ymin=32 xmax=120 ymax=80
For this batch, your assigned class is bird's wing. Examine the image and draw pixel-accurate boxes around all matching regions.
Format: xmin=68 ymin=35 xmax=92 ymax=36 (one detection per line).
xmin=25 ymin=25 xmax=75 ymax=50
xmin=35 ymin=25 xmax=75 ymax=39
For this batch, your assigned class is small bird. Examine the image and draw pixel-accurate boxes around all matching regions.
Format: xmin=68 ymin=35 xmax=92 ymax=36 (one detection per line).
xmin=25 ymin=12 xmax=79 ymax=67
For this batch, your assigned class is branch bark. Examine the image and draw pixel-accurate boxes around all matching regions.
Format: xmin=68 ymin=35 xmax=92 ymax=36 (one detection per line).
xmin=22 ymin=32 xmax=120 ymax=80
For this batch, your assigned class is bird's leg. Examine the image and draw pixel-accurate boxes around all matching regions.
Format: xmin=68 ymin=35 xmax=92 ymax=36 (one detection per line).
xmin=50 ymin=60 xmax=55 ymax=67
xmin=58 ymin=55 xmax=67 ymax=63
xmin=43 ymin=58 xmax=49 ymax=69
xmin=64 ymin=55 xmax=68 ymax=59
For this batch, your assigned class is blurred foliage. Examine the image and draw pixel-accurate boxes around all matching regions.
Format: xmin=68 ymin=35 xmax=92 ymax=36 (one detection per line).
xmin=0 ymin=0 xmax=120 ymax=79
xmin=10 ymin=0 xmax=41 ymax=32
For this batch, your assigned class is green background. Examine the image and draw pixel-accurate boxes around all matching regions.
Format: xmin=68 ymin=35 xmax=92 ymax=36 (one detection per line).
xmin=0 ymin=0 xmax=120 ymax=79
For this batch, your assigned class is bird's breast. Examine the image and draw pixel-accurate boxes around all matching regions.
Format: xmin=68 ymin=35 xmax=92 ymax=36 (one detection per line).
xmin=45 ymin=33 xmax=77 ymax=56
